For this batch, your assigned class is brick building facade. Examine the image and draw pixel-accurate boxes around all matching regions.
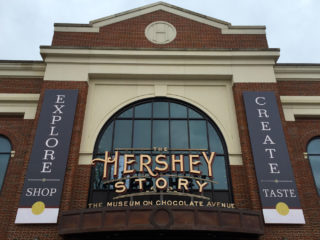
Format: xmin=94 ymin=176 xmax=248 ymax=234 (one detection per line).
xmin=1 ymin=2 xmax=320 ymax=239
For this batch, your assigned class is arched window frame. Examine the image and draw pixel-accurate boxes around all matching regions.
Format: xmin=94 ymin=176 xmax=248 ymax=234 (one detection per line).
xmin=307 ymin=136 xmax=320 ymax=196
xmin=0 ymin=135 xmax=12 ymax=193
xmin=89 ymin=97 xmax=233 ymax=204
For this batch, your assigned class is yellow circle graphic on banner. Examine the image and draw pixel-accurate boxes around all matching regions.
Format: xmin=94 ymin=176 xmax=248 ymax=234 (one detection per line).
xmin=31 ymin=201 xmax=45 ymax=215
xmin=276 ymin=202 xmax=289 ymax=216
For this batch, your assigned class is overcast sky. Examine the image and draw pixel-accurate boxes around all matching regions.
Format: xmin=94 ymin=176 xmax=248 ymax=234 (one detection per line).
xmin=0 ymin=0 xmax=319 ymax=63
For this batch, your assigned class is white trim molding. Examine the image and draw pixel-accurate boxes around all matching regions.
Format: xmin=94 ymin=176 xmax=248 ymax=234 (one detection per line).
xmin=0 ymin=93 xmax=40 ymax=119
xmin=40 ymin=48 xmax=279 ymax=83
xmin=281 ymin=96 xmax=320 ymax=121
xmin=275 ymin=65 xmax=320 ymax=81
xmin=0 ymin=61 xmax=45 ymax=78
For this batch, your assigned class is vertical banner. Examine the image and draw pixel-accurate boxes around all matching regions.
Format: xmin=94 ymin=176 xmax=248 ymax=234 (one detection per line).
xmin=243 ymin=92 xmax=305 ymax=224
xmin=15 ymin=90 xmax=78 ymax=224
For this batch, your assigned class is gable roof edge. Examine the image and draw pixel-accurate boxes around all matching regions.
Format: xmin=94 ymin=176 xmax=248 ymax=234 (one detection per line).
xmin=54 ymin=2 xmax=265 ymax=34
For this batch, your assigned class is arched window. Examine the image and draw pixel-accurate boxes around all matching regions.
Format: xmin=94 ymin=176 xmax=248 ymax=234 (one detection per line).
xmin=89 ymin=98 xmax=233 ymax=205
xmin=307 ymin=137 xmax=320 ymax=195
xmin=0 ymin=135 xmax=11 ymax=192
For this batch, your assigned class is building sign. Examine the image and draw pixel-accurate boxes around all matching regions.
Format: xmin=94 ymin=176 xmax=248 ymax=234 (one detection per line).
xmin=243 ymin=91 xmax=305 ymax=224
xmin=90 ymin=150 xmax=234 ymax=208
xmin=15 ymin=90 xmax=78 ymax=224
xmin=92 ymin=151 xmax=216 ymax=193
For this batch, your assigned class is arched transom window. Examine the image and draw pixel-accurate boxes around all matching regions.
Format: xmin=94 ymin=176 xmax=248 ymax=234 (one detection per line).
xmin=89 ymin=98 xmax=233 ymax=205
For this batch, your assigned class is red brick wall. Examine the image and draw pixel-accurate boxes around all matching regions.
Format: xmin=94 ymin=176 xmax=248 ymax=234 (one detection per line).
xmin=279 ymin=81 xmax=320 ymax=96
xmin=233 ymin=82 xmax=320 ymax=239
xmin=0 ymin=118 xmax=34 ymax=240
xmin=0 ymin=78 xmax=42 ymax=239
xmin=0 ymin=80 xmax=89 ymax=240
xmin=0 ymin=78 xmax=42 ymax=93
xmin=52 ymin=10 xmax=268 ymax=49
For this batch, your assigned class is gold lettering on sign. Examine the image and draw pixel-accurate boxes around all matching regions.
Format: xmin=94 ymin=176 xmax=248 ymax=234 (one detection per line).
xmin=155 ymin=155 xmax=169 ymax=172
xmin=123 ymin=154 xmax=135 ymax=176
xmin=91 ymin=151 xmax=119 ymax=179
xmin=171 ymin=154 xmax=184 ymax=172
xmin=189 ymin=154 xmax=201 ymax=175
xmin=91 ymin=151 xmax=218 ymax=195
xmin=139 ymin=154 xmax=157 ymax=177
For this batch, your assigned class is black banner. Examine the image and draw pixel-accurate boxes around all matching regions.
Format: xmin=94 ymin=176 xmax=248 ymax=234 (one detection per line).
xmin=15 ymin=89 xmax=78 ymax=224
xmin=243 ymin=91 xmax=305 ymax=224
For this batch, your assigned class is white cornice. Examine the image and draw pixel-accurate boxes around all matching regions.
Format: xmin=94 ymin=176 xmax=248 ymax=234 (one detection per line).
xmin=54 ymin=2 xmax=266 ymax=34
xmin=281 ymin=96 xmax=320 ymax=104
xmin=40 ymin=47 xmax=279 ymax=83
xmin=40 ymin=47 xmax=280 ymax=62
xmin=275 ymin=65 xmax=320 ymax=81
xmin=0 ymin=62 xmax=45 ymax=78
xmin=0 ymin=93 xmax=40 ymax=119
xmin=281 ymin=96 xmax=320 ymax=121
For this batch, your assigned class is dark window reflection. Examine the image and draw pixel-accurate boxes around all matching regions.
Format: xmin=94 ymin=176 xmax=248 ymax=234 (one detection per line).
xmin=309 ymin=156 xmax=320 ymax=195
xmin=134 ymin=120 xmax=151 ymax=148
xmin=307 ymin=138 xmax=320 ymax=154
xmin=113 ymin=120 xmax=132 ymax=148
xmin=153 ymin=102 xmax=169 ymax=118
xmin=208 ymin=124 xmax=224 ymax=154
xmin=189 ymin=108 xmax=203 ymax=119
xmin=170 ymin=103 xmax=187 ymax=118
xmin=153 ymin=120 xmax=169 ymax=147
xmin=135 ymin=103 xmax=152 ymax=118
xmin=118 ymin=108 xmax=133 ymax=118
xmin=0 ymin=135 xmax=11 ymax=192
xmin=170 ymin=120 xmax=188 ymax=149
xmin=189 ymin=120 xmax=207 ymax=149
xmin=97 ymin=124 xmax=113 ymax=153
xmin=307 ymin=137 xmax=320 ymax=195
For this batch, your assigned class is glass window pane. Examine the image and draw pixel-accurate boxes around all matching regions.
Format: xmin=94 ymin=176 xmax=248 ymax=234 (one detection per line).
xmin=135 ymin=103 xmax=152 ymax=118
xmin=208 ymin=125 xmax=224 ymax=154
xmin=133 ymin=120 xmax=151 ymax=148
xmin=184 ymin=155 xmax=190 ymax=173
xmin=170 ymin=103 xmax=187 ymax=118
xmin=213 ymin=156 xmax=228 ymax=190
xmin=307 ymin=138 xmax=320 ymax=154
xmin=0 ymin=154 xmax=10 ymax=190
xmin=170 ymin=120 xmax=188 ymax=149
xmin=153 ymin=102 xmax=169 ymax=118
xmin=113 ymin=120 xmax=132 ymax=148
xmin=188 ymin=108 xmax=203 ymax=119
xmin=0 ymin=136 xmax=11 ymax=152
xmin=153 ymin=120 xmax=169 ymax=148
xmin=309 ymin=156 xmax=320 ymax=195
xmin=189 ymin=120 xmax=208 ymax=149
xmin=97 ymin=124 xmax=113 ymax=153
xmin=118 ymin=108 xmax=133 ymax=118
xmin=93 ymin=154 xmax=108 ymax=190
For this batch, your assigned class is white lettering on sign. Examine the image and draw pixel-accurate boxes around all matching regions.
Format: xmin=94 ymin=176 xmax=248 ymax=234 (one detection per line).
xmin=255 ymin=97 xmax=280 ymax=174
xmin=41 ymin=162 xmax=52 ymax=173
xmin=41 ymin=94 xmax=66 ymax=174
xmin=26 ymin=188 xmax=57 ymax=197
xmin=268 ymin=163 xmax=280 ymax=174
xmin=255 ymin=97 xmax=266 ymax=105
xmin=262 ymin=188 xmax=297 ymax=198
